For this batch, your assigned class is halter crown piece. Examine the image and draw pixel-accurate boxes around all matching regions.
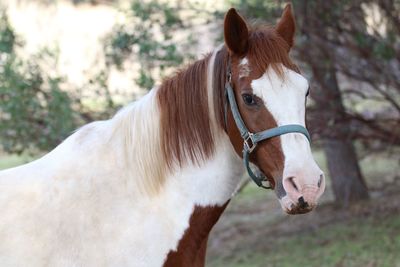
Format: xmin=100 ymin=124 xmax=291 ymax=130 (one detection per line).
xmin=224 ymin=58 xmax=311 ymax=189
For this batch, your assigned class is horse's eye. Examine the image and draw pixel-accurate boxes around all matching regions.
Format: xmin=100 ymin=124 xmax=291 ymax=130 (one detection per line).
xmin=242 ymin=94 xmax=256 ymax=106
xmin=306 ymin=87 xmax=310 ymax=97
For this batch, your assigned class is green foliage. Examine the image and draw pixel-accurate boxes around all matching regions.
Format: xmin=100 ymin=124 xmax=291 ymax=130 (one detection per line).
xmin=0 ymin=8 xmax=123 ymax=155
xmin=372 ymin=40 xmax=396 ymax=60
xmin=80 ymin=69 xmax=119 ymax=120
xmin=0 ymin=54 xmax=76 ymax=154
xmin=227 ymin=0 xmax=281 ymax=20
xmin=103 ymin=0 xmax=199 ymax=90
xmin=0 ymin=11 xmax=77 ymax=154
xmin=0 ymin=10 xmax=16 ymax=54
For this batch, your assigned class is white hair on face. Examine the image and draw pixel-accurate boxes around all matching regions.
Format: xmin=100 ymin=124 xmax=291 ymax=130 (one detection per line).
xmin=251 ymin=65 xmax=310 ymax=163
xmin=239 ymin=57 xmax=251 ymax=78
xmin=251 ymin=64 xmax=323 ymax=209
xmin=251 ymin=64 xmax=308 ymax=126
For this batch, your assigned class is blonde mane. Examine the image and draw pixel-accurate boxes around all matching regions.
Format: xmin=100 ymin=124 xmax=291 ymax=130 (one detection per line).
xmin=110 ymin=89 xmax=166 ymax=195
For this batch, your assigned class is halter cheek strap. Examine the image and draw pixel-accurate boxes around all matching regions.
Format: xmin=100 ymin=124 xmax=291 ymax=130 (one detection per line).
xmin=224 ymin=61 xmax=311 ymax=190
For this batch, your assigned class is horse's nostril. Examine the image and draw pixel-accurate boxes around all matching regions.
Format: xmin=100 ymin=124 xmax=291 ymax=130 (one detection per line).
xmin=298 ymin=196 xmax=309 ymax=209
xmin=289 ymin=177 xmax=299 ymax=192
xmin=318 ymin=174 xmax=324 ymax=188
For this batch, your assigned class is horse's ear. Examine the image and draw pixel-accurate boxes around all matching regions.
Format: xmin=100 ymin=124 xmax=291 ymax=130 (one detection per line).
xmin=224 ymin=8 xmax=249 ymax=56
xmin=276 ymin=3 xmax=296 ymax=51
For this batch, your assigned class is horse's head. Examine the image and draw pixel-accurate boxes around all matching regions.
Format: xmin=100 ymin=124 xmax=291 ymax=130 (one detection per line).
xmin=223 ymin=4 xmax=325 ymax=214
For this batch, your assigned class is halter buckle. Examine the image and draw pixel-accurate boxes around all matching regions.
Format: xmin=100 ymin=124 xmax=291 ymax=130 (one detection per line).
xmin=227 ymin=71 xmax=232 ymax=83
xmin=244 ymin=133 xmax=256 ymax=153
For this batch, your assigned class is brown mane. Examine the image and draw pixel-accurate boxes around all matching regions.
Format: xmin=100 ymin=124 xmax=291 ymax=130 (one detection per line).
xmin=157 ymin=25 xmax=298 ymax=170
xmin=157 ymin=54 xmax=213 ymax=169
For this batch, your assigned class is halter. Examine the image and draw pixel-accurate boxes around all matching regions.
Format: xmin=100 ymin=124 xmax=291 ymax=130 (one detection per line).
xmin=224 ymin=59 xmax=311 ymax=189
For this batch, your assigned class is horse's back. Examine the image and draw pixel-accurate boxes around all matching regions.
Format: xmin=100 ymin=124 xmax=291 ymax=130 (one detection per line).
xmin=0 ymin=128 xmax=117 ymax=266
xmin=0 ymin=109 xmax=178 ymax=267
xmin=0 ymin=159 xmax=54 ymax=266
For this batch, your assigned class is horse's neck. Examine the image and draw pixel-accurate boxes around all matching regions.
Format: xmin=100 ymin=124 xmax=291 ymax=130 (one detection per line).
xmin=154 ymin=75 xmax=243 ymax=263
xmin=128 ymin=85 xmax=243 ymax=265
xmin=159 ymin=128 xmax=243 ymax=266
xmin=114 ymin=49 xmax=243 ymax=265
xmin=78 ymin=88 xmax=241 ymax=265
xmin=163 ymin=202 xmax=229 ymax=267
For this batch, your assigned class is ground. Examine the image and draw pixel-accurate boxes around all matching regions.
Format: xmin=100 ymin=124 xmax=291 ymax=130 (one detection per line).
xmin=206 ymin=182 xmax=400 ymax=267
xmin=1 ymin=149 xmax=399 ymax=267
xmin=206 ymin=150 xmax=400 ymax=267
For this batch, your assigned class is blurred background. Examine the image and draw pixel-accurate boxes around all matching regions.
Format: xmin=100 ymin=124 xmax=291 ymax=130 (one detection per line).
xmin=0 ymin=0 xmax=399 ymax=266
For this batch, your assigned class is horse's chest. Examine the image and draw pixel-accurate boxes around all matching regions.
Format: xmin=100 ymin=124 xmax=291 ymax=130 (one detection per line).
xmin=91 ymin=197 xmax=198 ymax=267
xmin=163 ymin=203 xmax=229 ymax=267
xmin=99 ymin=201 xmax=228 ymax=267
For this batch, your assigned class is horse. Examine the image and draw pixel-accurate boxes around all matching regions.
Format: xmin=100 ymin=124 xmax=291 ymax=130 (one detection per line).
xmin=0 ymin=4 xmax=325 ymax=267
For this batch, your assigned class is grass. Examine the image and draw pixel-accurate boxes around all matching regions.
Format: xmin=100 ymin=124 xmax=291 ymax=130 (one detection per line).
xmin=208 ymin=214 xmax=400 ymax=267
xmin=207 ymin=148 xmax=400 ymax=267
xmin=0 ymin=152 xmax=36 ymax=170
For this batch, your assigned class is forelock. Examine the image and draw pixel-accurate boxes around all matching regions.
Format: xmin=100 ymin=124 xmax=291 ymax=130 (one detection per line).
xmin=247 ymin=25 xmax=299 ymax=78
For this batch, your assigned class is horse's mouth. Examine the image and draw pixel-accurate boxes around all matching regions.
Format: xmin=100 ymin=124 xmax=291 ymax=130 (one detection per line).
xmin=279 ymin=194 xmax=317 ymax=215
xmin=285 ymin=204 xmax=314 ymax=215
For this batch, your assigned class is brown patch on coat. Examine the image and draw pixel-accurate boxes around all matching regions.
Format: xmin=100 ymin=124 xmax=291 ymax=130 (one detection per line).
xmin=163 ymin=202 xmax=229 ymax=267
xmin=157 ymin=54 xmax=213 ymax=170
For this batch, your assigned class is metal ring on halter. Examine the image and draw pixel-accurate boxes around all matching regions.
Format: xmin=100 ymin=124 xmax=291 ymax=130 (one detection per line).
xmin=243 ymin=133 xmax=256 ymax=153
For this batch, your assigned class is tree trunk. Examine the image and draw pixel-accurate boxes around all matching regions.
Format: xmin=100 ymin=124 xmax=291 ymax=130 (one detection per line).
xmin=323 ymin=139 xmax=369 ymax=205
xmin=312 ymin=56 xmax=369 ymax=206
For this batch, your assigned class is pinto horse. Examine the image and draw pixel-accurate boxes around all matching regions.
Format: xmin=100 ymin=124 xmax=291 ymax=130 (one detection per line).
xmin=0 ymin=4 xmax=325 ymax=267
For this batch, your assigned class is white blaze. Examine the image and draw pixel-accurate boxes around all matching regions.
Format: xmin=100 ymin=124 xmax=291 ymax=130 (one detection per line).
xmin=251 ymin=65 xmax=324 ymax=209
